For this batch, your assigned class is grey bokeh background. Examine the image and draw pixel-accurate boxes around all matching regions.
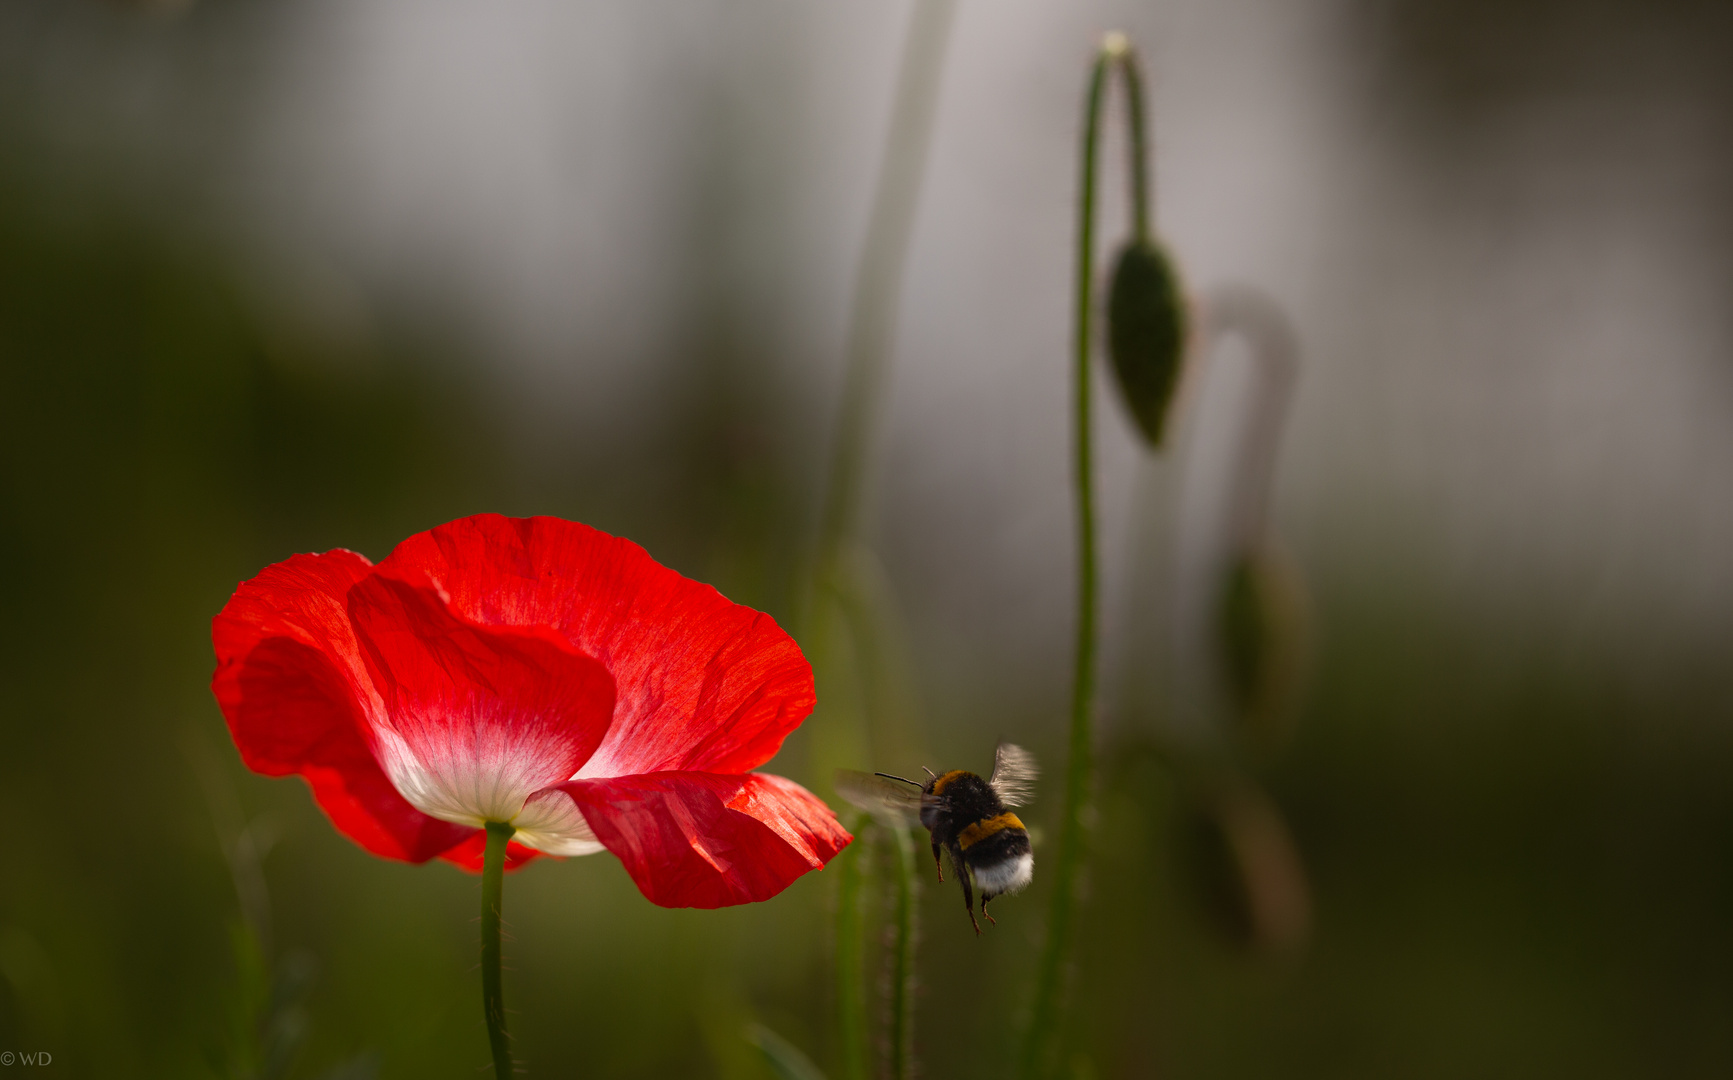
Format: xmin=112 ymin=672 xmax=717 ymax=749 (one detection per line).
xmin=3 ymin=0 xmax=1731 ymax=1076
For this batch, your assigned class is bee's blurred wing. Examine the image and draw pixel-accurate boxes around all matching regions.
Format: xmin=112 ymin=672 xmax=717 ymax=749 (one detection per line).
xmin=988 ymin=742 xmax=1038 ymax=806
xmin=833 ymin=770 xmax=923 ymax=823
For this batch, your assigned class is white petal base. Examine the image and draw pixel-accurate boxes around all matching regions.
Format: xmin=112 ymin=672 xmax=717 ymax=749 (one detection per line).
xmin=512 ymin=787 xmax=605 ymax=856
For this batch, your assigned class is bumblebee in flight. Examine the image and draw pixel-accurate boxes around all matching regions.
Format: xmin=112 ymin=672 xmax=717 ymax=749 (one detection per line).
xmin=836 ymin=742 xmax=1037 ymax=934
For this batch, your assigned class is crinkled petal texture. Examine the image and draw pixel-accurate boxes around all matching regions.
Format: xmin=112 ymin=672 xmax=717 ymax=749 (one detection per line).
xmin=212 ymin=551 xmax=476 ymax=864
xmin=372 ymin=514 xmax=815 ymax=777
xmin=554 ymin=772 xmax=852 ymax=908
xmin=211 ymin=514 xmax=849 ymax=907
xmin=345 ymin=574 xmax=616 ymax=829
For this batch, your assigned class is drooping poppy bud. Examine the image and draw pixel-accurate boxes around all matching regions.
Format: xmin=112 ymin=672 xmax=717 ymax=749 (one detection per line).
xmin=1216 ymin=541 xmax=1310 ymax=748
xmin=1106 ymin=238 xmax=1188 ymax=447
xmin=1178 ymin=779 xmax=1310 ymax=955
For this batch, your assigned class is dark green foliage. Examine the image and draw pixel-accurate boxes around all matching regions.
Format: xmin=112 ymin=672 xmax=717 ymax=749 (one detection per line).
xmin=1105 ymin=240 xmax=1187 ymax=447
xmin=214 ymin=924 xmax=320 ymax=1080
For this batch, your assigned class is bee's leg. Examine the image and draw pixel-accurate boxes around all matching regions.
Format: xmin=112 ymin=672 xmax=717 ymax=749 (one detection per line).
xmin=932 ymin=838 xmax=945 ymax=882
xmin=980 ymin=892 xmax=998 ymax=927
xmin=955 ymin=851 xmax=980 ymax=935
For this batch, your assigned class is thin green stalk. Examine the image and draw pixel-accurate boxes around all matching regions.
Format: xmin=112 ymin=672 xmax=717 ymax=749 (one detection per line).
xmin=1118 ymin=39 xmax=1152 ymax=244
xmin=482 ymin=821 xmax=515 ymax=1077
xmin=835 ymin=820 xmax=869 ymax=1080
xmin=886 ymin=825 xmax=918 ymax=1080
xmin=814 ymin=6 xmax=955 ymax=1077
xmin=807 ymin=0 xmax=958 ymax=626
xmin=1023 ymin=34 xmax=1153 ymax=1078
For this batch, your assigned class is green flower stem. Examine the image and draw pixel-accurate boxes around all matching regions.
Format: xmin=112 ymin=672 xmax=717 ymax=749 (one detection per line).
xmin=1116 ymin=36 xmax=1152 ymax=245
xmin=1199 ymin=285 xmax=1299 ymax=553
xmin=887 ymin=824 xmax=918 ymax=1080
xmin=809 ymin=0 xmax=957 ymax=617
xmin=482 ymin=821 xmax=516 ymax=1077
xmin=834 ymin=821 xmax=869 ymax=1080
xmin=1022 ymin=34 xmax=1153 ymax=1079
xmin=813 ymin=6 xmax=955 ymax=1076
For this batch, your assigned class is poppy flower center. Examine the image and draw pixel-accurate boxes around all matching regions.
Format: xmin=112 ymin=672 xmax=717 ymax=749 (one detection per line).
xmin=346 ymin=575 xmax=618 ymax=842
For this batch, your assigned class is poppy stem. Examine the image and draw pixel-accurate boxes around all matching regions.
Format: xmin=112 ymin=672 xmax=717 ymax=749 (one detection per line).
xmin=886 ymin=824 xmax=918 ymax=1080
xmin=834 ymin=819 xmax=869 ymax=1080
xmin=809 ymin=0 xmax=957 ymax=617
xmin=813 ymin=6 xmax=955 ymax=1075
xmin=482 ymin=821 xmax=516 ymax=1077
xmin=1117 ymin=37 xmax=1153 ymax=245
xmin=1024 ymin=33 xmax=1150 ymax=1079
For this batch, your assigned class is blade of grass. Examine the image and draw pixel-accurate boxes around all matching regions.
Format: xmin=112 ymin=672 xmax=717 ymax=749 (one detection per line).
xmin=747 ymin=1023 xmax=831 ymax=1080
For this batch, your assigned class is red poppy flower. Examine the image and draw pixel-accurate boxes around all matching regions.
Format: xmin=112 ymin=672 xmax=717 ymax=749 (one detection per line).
xmin=211 ymin=513 xmax=850 ymax=908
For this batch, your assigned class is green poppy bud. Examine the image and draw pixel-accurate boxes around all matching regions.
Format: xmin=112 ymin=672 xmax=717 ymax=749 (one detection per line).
xmin=1217 ymin=542 xmax=1309 ymax=748
xmin=1179 ymin=780 xmax=1310 ymax=955
xmin=1106 ymin=239 xmax=1188 ymax=447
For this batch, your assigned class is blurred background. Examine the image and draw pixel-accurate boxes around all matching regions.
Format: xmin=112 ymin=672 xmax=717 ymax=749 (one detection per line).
xmin=3 ymin=0 xmax=1732 ymax=1076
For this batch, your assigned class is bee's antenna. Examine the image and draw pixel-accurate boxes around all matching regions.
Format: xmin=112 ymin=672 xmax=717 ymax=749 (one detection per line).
xmin=922 ymin=766 xmax=937 ymax=780
xmin=875 ymin=772 xmax=923 ymax=788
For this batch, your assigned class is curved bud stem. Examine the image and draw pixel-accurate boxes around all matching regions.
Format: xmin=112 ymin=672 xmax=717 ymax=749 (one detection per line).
xmin=482 ymin=821 xmax=516 ymax=1077
xmin=1169 ymin=285 xmax=1303 ymax=743
xmin=1196 ymin=285 xmax=1299 ymax=555
xmin=1103 ymin=32 xmax=1153 ymax=244
xmin=1024 ymin=32 xmax=1166 ymax=1079
xmin=1022 ymin=38 xmax=1109 ymax=1080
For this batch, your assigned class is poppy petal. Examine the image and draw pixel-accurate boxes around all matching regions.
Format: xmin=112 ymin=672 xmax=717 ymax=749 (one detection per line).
xmin=514 ymin=786 xmax=607 ymax=856
xmin=553 ymin=772 xmax=852 ymax=908
xmin=372 ymin=515 xmax=814 ymax=777
xmin=212 ymin=552 xmax=472 ymax=863
xmin=345 ymin=575 xmax=617 ymax=828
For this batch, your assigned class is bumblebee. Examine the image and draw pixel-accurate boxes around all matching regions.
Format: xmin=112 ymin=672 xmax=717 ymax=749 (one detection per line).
xmin=836 ymin=743 xmax=1037 ymax=934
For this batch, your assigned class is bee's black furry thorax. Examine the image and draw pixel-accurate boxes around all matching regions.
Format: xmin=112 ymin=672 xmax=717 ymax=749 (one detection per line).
xmin=920 ymin=770 xmax=1002 ymax=840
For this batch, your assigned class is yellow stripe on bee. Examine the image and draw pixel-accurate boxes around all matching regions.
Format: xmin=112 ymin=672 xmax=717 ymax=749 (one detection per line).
xmin=958 ymin=813 xmax=1026 ymax=850
xmin=928 ymin=770 xmax=969 ymax=797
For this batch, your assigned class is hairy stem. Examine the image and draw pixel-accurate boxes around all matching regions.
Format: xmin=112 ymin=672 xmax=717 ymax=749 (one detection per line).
xmin=835 ymin=821 xmax=869 ymax=1080
xmin=1021 ymin=37 xmax=1130 ymax=1078
xmin=816 ymin=4 xmax=955 ymax=1075
xmin=809 ymin=0 xmax=958 ymax=614
xmin=887 ymin=825 xmax=918 ymax=1080
xmin=483 ymin=821 xmax=516 ymax=1077
xmin=1117 ymin=38 xmax=1152 ymax=244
